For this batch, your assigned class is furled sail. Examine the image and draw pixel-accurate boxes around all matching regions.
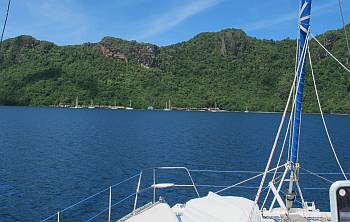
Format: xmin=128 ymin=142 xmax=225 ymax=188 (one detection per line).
xmin=291 ymin=0 xmax=312 ymax=168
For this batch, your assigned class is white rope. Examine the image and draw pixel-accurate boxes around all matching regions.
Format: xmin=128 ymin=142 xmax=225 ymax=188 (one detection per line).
xmin=308 ymin=45 xmax=348 ymax=180
xmin=288 ymin=0 xmax=301 ymax=165
xmin=190 ymin=169 xmax=275 ymax=174
xmin=255 ymin=30 xmax=311 ymax=204
xmin=274 ymin=106 xmax=294 ymax=179
xmin=288 ymin=110 xmax=293 ymax=162
xmin=337 ymin=0 xmax=350 ymax=57
xmin=216 ymin=164 xmax=286 ymax=194
xmin=253 ymin=88 xmax=292 ymax=203
xmin=300 ymin=172 xmax=350 ymax=175
xmin=296 ymin=106 xmax=302 ymax=163
xmin=254 ymin=70 xmax=297 ymax=203
xmin=300 ymin=167 xmax=334 ymax=184
xmin=190 ymin=169 xmax=348 ymax=175
xmin=261 ymin=107 xmax=295 ymax=210
xmin=260 ymin=184 xmax=271 ymax=210
xmin=261 ymin=101 xmax=296 ymax=209
xmin=277 ymin=83 xmax=298 ymax=172
xmin=290 ymin=31 xmax=311 ymax=166
xmin=157 ymin=166 xmax=200 ymax=197
xmin=311 ymin=33 xmax=350 ymax=74
xmin=175 ymin=184 xmax=329 ymax=190
xmin=259 ymin=28 xmax=310 ymax=214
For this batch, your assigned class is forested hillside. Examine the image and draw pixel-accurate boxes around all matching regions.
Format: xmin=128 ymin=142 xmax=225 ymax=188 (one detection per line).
xmin=0 ymin=25 xmax=349 ymax=113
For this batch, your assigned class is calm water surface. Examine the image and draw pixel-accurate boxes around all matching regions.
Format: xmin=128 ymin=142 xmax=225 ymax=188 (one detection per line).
xmin=0 ymin=107 xmax=349 ymax=221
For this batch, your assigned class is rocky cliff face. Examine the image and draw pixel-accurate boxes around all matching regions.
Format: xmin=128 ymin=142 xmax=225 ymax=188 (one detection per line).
xmin=179 ymin=28 xmax=251 ymax=58
xmin=218 ymin=29 xmax=249 ymax=56
xmin=99 ymin=37 xmax=159 ymax=68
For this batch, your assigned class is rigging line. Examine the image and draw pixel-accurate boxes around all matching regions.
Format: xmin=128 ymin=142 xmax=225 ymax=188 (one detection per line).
xmin=277 ymin=88 xmax=296 ymax=173
xmin=175 ymin=184 xmax=268 ymax=189
xmin=178 ymin=184 xmax=329 ymax=189
xmin=300 ymin=167 xmax=334 ymax=184
xmin=259 ymin=35 xmax=311 ymax=219
xmin=296 ymin=106 xmax=302 ymax=163
xmin=190 ymin=169 xmax=281 ymax=174
xmin=261 ymin=173 xmax=284 ymax=210
xmin=189 ymin=169 xmax=348 ymax=175
xmin=40 ymin=174 xmax=140 ymax=222
xmin=290 ymin=0 xmax=301 ymax=159
xmin=0 ymin=0 xmax=11 ymax=51
xmin=216 ymin=164 xmax=286 ymax=194
xmin=261 ymin=104 xmax=295 ymax=210
xmin=85 ymin=187 xmax=152 ymax=222
xmin=255 ymin=29 xmax=311 ymax=204
xmin=310 ymin=33 xmax=350 ymax=73
xmin=308 ymin=45 xmax=348 ymax=180
xmin=337 ymin=0 xmax=350 ymax=57
xmin=290 ymin=31 xmax=311 ymax=167
xmin=269 ymin=103 xmax=295 ymax=195
xmin=300 ymin=172 xmax=350 ymax=175
xmin=289 ymin=6 xmax=301 ymax=163
xmin=288 ymin=110 xmax=293 ymax=162
xmin=85 ymin=192 xmax=136 ymax=222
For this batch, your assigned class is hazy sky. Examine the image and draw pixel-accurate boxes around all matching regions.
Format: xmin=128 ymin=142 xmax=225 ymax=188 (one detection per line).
xmin=1 ymin=0 xmax=350 ymax=46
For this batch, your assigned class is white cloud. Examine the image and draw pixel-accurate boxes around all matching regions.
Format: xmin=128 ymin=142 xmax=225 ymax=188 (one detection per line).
xmin=13 ymin=0 xmax=90 ymax=45
xmin=134 ymin=0 xmax=222 ymax=40
xmin=244 ymin=1 xmax=338 ymax=32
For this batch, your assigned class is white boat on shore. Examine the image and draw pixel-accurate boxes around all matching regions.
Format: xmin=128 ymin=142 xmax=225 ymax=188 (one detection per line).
xmin=164 ymin=100 xmax=171 ymax=111
xmin=88 ymin=99 xmax=95 ymax=109
xmin=70 ymin=96 xmax=83 ymax=109
xmin=126 ymin=100 xmax=134 ymax=110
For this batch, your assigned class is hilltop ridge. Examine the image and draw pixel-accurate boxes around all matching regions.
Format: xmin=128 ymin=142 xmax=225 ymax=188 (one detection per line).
xmin=0 ymin=25 xmax=349 ymax=112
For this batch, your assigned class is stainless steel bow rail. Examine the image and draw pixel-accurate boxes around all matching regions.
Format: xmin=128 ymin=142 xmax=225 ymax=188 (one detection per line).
xmin=40 ymin=173 xmax=140 ymax=222
xmin=40 ymin=166 xmax=347 ymax=222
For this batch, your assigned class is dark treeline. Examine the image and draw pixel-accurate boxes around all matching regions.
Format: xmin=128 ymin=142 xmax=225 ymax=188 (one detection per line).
xmin=0 ymin=25 xmax=349 ymax=113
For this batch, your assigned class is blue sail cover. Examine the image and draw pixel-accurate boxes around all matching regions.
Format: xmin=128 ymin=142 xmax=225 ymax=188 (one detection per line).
xmin=291 ymin=0 xmax=312 ymax=168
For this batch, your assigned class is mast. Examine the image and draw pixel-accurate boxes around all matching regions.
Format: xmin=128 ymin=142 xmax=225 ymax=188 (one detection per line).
xmin=287 ymin=0 xmax=312 ymax=209
xmin=75 ymin=96 xmax=79 ymax=108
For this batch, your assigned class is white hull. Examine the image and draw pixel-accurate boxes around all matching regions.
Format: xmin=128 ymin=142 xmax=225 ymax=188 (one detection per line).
xmin=262 ymin=208 xmax=330 ymax=221
xmin=119 ymin=192 xmax=265 ymax=222
xmin=118 ymin=192 xmax=331 ymax=222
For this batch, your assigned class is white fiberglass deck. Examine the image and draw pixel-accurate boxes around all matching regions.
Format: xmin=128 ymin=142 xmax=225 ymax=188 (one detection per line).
xmin=40 ymin=167 xmax=338 ymax=222
xmin=119 ymin=192 xmax=268 ymax=222
xmin=118 ymin=202 xmax=178 ymax=222
xmin=118 ymin=192 xmax=332 ymax=222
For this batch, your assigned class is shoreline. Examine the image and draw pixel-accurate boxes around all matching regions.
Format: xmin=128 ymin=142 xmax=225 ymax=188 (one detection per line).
xmin=0 ymin=105 xmax=349 ymax=116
